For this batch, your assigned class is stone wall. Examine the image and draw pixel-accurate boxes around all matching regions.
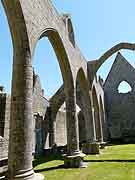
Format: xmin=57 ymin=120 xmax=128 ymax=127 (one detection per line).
xmin=104 ymin=52 xmax=135 ymax=142
xmin=0 ymin=74 xmax=50 ymax=162
xmin=0 ymin=92 xmax=10 ymax=175
xmin=106 ymin=92 xmax=135 ymax=141
xmin=0 ymin=93 xmax=10 ymax=160
xmin=56 ymin=110 xmax=67 ymax=146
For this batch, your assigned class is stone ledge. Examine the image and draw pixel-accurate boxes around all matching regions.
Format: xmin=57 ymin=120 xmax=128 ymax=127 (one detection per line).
xmin=6 ymin=173 xmax=44 ymax=180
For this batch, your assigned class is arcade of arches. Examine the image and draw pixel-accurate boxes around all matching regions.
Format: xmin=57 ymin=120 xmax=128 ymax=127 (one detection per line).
xmin=1 ymin=1 xmax=135 ymax=180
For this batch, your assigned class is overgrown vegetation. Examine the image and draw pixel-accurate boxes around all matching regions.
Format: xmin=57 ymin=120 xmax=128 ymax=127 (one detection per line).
xmin=34 ymin=144 xmax=135 ymax=180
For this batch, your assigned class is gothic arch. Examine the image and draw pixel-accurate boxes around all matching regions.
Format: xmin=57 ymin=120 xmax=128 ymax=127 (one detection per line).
xmin=2 ymin=1 xmax=30 ymax=53
xmin=34 ymin=28 xmax=74 ymax=90
xmin=76 ymin=68 xmax=95 ymax=151
xmin=96 ymin=42 xmax=135 ymax=71
xmin=2 ymin=1 xmax=34 ymax=180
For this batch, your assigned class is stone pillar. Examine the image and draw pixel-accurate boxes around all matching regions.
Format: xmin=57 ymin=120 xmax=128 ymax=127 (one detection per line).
xmin=99 ymin=104 xmax=106 ymax=149
xmin=82 ymin=105 xmax=99 ymax=155
xmin=49 ymin=108 xmax=57 ymax=148
xmin=93 ymin=105 xmax=105 ymax=150
xmin=7 ymin=50 xmax=44 ymax=180
xmin=99 ymin=113 xmax=104 ymax=142
xmin=77 ymin=91 xmax=99 ymax=155
xmin=64 ymin=89 xmax=86 ymax=168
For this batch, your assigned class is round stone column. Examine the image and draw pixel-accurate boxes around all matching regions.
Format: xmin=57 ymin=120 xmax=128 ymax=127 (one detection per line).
xmin=64 ymin=89 xmax=86 ymax=168
xmin=82 ymin=104 xmax=100 ymax=155
xmin=99 ymin=104 xmax=106 ymax=149
xmin=7 ymin=50 xmax=44 ymax=180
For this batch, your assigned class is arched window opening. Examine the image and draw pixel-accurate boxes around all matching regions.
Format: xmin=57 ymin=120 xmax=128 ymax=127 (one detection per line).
xmin=0 ymin=2 xmax=13 ymax=138
xmin=67 ymin=18 xmax=75 ymax=47
xmin=33 ymin=35 xmax=65 ymax=152
xmin=118 ymin=81 xmax=132 ymax=93
xmin=33 ymin=37 xmax=63 ymax=98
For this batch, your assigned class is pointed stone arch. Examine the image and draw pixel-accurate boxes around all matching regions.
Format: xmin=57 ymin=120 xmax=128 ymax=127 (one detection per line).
xmin=97 ymin=43 xmax=135 ymax=70
xmin=35 ymin=28 xmax=74 ymax=89
xmin=2 ymin=1 xmax=36 ymax=180
xmin=76 ymin=68 xmax=98 ymax=154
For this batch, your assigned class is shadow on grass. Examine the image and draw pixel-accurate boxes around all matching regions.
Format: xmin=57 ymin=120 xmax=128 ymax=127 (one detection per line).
xmin=35 ymin=164 xmax=65 ymax=173
xmin=33 ymin=153 xmax=64 ymax=168
xmin=85 ymin=159 xmax=135 ymax=163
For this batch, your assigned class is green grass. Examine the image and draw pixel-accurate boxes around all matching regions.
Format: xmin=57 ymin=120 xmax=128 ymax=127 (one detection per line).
xmin=34 ymin=144 xmax=135 ymax=180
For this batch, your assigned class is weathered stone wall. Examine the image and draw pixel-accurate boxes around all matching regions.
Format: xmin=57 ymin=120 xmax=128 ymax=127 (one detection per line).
xmin=56 ymin=110 xmax=67 ymax=146
xmin=33 ymin=74 xmax=49 ymax=116
xmin=0 ymin=93 xmax=10 ymax=160
xmin=0 ymin=74 xmax=50 ymax=162
xmin=106 ymin=92 xmax=135 ymax=141
xmin=104 ymin=52 xmax=135 ymax=142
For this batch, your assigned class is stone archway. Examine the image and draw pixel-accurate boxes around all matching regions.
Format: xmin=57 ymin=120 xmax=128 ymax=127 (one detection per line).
xmin=2 ymin=1 xmax=77 ymax=179
xmin=76 ymin=68 xmax=99 ymax=154
xmin=35 ymin=29 xmax=84 ymax=168
xmin=2 ymin=0 xmax=92 ymax=177
xmin=2 ymin=1 xmax=38 ymax=179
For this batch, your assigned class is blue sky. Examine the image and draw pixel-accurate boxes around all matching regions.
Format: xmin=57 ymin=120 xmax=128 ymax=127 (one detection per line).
xmin=1 ymin=1 xmax=135 ymax=96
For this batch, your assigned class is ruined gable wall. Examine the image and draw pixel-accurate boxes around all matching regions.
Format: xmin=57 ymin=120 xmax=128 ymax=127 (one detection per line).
xmin=104 ymin=53 xmax=135 ymax=141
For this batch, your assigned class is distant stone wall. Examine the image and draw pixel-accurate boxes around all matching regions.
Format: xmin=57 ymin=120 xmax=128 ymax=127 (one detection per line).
xmin=104 ymin=53 xmax=135 ymax=142
xmin=105 ymin=92 xmax=135 ymax=142
xmin=0 ymin=74 xmax=50 ymax=162
xmin=56 ymin=110 xmax=67 ymax=146
xmin=0 ymin=93 xmax=10 ymax=160
xmin=33 ymin=74 xmax=49 ymax=116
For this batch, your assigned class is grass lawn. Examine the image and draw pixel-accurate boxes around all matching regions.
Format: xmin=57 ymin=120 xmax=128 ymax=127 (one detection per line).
xmin=33 ymin=144 xmax=135 ymax=180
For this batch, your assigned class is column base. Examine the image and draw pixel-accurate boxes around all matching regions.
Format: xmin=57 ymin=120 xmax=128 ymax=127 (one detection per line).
xmin=100 ymin=142 xmax=106 ymax=149
xmin=33 ymin=173 xmax=44 ymax=180
xmin=82 ymin=142 xmax=100 ymax=154
xmin=64 ymin=152 xmax=87 ymax=168
xmin=7 ymin=170 xmax=44 ymax=180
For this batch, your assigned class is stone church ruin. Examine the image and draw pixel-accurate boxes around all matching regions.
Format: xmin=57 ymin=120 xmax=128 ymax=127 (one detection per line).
xmin=1 ymin=0 xmax=135 ymax=180
xmin=104 ymin=52 xmax=135 ymax=143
